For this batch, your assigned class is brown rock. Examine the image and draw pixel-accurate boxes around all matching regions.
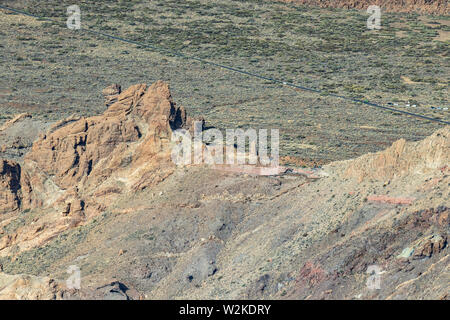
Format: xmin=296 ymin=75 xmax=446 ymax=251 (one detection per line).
xmin=413 ymin=235 xmax=447 ymax=259
xmin=102 ymin=84 xmax=121 ymax=107
xmin=0 ymin=233 xmax=17 ymax=251
xmin=69 ymin=199 xmax=85 ymax=217
xmin=0 ymin=81 xmax=195 ymax=255
xmin=0 ymin=274 xmax=65 ymax=300
xmin=340 ymin=127 xmax=449 ymax=182
xmin=1 ymin=81 xmax=188 ymax=220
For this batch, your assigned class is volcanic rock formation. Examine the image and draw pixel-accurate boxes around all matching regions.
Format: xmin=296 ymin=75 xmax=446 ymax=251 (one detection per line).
xmin=337 ymin=128 xmax=449 ymax=182
xmin=0 ymin=81 xmax=192 ymax=253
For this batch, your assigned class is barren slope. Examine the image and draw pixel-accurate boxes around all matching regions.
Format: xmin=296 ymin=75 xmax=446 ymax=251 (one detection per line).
xmin=0 ymin=82 xmax=448 ymax=300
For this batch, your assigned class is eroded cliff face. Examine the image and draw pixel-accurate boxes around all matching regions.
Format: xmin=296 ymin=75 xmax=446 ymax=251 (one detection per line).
xmin=335 ymin=127 xmax=449 ymax=182
xmin=7 ymin=81 xmax=187 ymax=212
xmin=22 ymin=82 xmax=185 ymax=213
xmin=278 ymin=0 xmax=449 ymax=15
xmin=0 ymin=81 xmax=191 ymax=255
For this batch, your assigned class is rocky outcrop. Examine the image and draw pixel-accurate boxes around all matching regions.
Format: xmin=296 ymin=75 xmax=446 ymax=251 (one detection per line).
xmin=278 ymin=0 xmax=449 ymax=15
xmin=102 ymin=84 xmax=121 ymax=108
xmin=21 ymin=81 xmax=187 ymax=210
xmin=0 ymin=273 xmax=65 ymax=300
xmin=337 ymin=127 xmax=449 ymax=182
xmin=412 ymin=234 xmax=447 ymax=259
xmin=0 ymin=81 xmax=190 ymax=252
xmin=0 ymin=81 xmax=195 ymax=255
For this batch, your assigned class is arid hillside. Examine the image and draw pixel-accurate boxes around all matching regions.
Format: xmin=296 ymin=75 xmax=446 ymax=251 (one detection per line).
xmin=1 ymin=1 xmax=448 ymax=165
xmin=0 ymin=82 xmax=448 ymax=300
xmin=279 ymin=0 xmax=449 ymax=15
